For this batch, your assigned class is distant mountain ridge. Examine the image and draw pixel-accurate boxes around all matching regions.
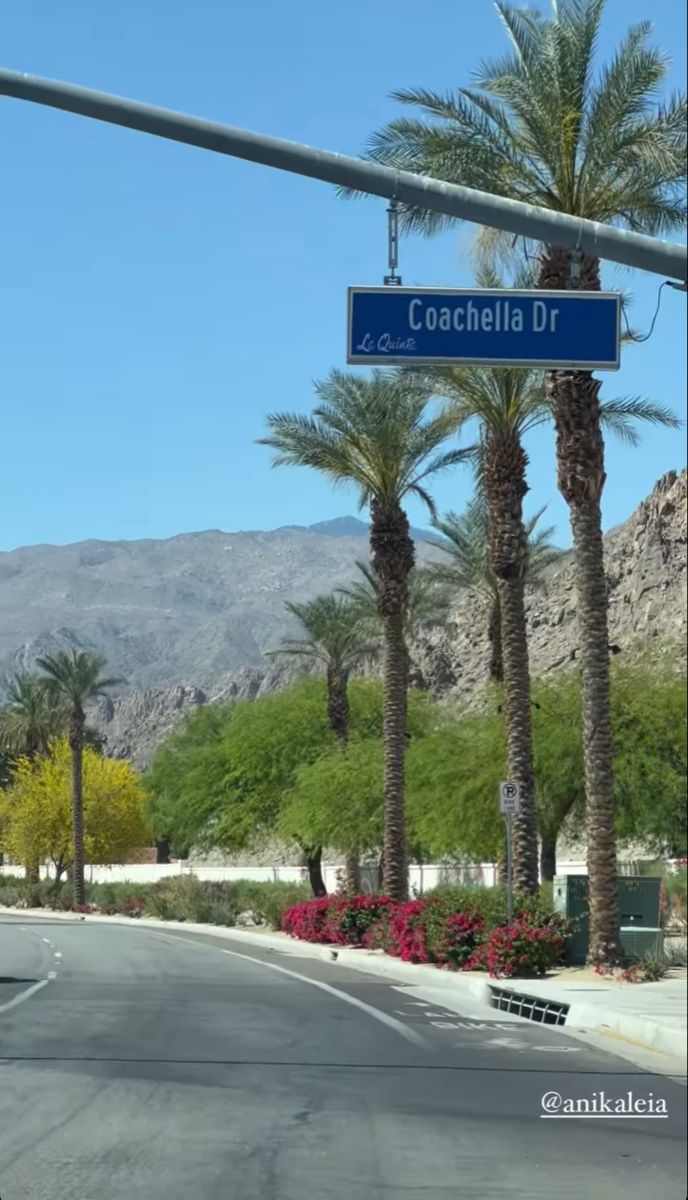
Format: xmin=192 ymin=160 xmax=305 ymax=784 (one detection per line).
xmin=282 ymin=516 xmax=433 ymax=541
xmin=0 ymin=515 xmax=439 ymax=696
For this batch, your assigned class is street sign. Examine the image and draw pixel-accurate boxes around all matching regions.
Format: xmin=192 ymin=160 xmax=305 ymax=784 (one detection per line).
xmin=347 ymin=287 xmax=620 ymax=369
xmin=499 ymin=781 xmax=522 ymax=816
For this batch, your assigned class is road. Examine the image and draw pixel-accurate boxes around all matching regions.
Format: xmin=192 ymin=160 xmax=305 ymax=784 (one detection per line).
xmin=1 ymin=915 xmax=686 ymax=1199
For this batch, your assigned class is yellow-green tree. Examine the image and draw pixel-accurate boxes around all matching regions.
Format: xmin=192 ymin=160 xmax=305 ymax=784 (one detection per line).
xmin=1 ymin=740 xmax=150 ymax=879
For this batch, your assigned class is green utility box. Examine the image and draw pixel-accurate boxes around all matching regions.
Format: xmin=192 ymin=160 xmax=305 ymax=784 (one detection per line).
xmin=553 ymin=875 xmax=663 ymax=965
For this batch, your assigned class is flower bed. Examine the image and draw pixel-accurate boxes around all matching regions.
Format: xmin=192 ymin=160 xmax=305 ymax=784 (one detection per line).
xmin=280 ymin=890 xmax=569 ymax=978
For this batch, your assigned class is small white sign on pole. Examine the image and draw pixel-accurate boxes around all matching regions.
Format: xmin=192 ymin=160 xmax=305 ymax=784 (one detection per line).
xmin=499 ymin=780 xmax=522 ymax=816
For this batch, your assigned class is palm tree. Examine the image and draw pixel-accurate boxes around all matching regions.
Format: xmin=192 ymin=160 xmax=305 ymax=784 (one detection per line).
xmin=258 ymin=369 xmax=471 ymax=901
xmin=0 ymin=672 xmax=62 ymax=759
xmin=430 ymin=498 xmax=565 ymax=684
xmin=365 ymin=2 xmax=684 ymax=957
xmin=338 ymin=560 xmax=451 ymax=886
xmin=269 ymin=593 xmax=371 ymax=892
xmin=0 ymin=672 xmax=64 ymax=882
xmin=404 ymin=361 xmax=549 ymax=890
xmin=339 ymin=560 xmax=451 ymax=683
xmin=36 ymin=650 xmax=121 ymax=905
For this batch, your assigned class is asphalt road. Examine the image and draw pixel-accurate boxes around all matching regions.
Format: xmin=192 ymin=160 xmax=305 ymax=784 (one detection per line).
xmin=1 ymin=916 xmax=686 ymax=1200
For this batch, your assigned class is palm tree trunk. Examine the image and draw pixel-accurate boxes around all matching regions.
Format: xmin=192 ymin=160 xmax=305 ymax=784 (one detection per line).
xmin=370 ymin=497 xmax=415 ymax=904
xmin=499 ymin=577 xmax=538 ymax=891
xmin=488 ymin=593 xmax=504 ymax=683
xmin=69 ymin=713 xmax=86 ymax=907
xmin=540 ymin=831 xmax=557 ymax=884
xmin=539 ymin=247 xmax=621 ymax=967
xmin=484 ymin=432 xmax=538 ymax=893
xmin=326 ymin=665 xmax=350 ymax=741
xmin=380 ymin=610 xmax=409 ymax=902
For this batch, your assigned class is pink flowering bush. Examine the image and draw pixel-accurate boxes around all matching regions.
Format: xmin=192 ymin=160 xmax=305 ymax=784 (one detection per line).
xmin=388 ymin=900 xmax=431 ymax=963
xmin=281 ymin=894 xmax=395 ymax=945
xmin=332 ymin=894 xmax=395 ymax=946
xmin=281 ymin=896 xmax=333 ymax=942
xmin=430 ymin=909 xmax=485 ymax=968
xmin=478 ymin=916 xmax=568 ymax=978
xmin=282 ymin=892 xmax=494 ymax=970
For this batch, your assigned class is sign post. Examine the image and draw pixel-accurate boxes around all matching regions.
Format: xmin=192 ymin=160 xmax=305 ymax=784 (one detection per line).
xmin=347 ymin=286 xmax=620 ymax=370
xmin=499 ymin=782 xmax=522 ymax=925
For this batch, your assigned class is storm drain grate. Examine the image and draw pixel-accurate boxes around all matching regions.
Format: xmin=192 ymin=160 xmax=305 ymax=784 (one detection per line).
xmin=489 ymin=987 xmax=570 ymax=1026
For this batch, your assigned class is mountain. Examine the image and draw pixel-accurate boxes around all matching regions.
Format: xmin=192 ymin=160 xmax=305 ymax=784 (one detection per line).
xmin=305 ymin=516 xmax=433 ymax=541
xmin=409 ymin=468 xmax=686 ymax=704
xmin=0 ymin=519 xmax=438 ymax=697
xmin=1 ymin=473 xmax=685 ymax=767
xmin=94 ymin=469 xmax=686 ymax=766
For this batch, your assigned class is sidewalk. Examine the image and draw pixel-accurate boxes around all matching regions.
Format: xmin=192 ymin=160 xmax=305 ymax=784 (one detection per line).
xmin=2 ymin=904 xmax=685 ymax=1062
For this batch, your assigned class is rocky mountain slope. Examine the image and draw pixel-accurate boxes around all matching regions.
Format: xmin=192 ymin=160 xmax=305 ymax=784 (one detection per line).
xmin=411 ymin=468 xmax=687 ymax=706
xmin=1 ymin=472 xmax=685 ymax=767
xmin=96 ymin=469 xmax=686 ymax=766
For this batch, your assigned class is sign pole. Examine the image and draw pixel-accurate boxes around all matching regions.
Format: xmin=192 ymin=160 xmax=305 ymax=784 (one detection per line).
xmin=499 ymin=781 xmax=522 ymax=927
xmin=506 ymin=813 xmax=513 ymax=927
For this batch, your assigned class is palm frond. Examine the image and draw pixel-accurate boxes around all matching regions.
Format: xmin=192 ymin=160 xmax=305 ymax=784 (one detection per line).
xmin=36 ymin=650 xmax=122 ymax=708
xmin=599 ymin=396 xmax=681 ymax=445
xmin=357 ymin=1 xmax=685 ymax=241
xmin=268 ymin=593 xmax=371 ymax=674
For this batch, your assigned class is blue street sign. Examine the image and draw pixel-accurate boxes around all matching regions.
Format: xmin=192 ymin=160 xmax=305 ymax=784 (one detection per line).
xmin=347 ymin=287 xmax=620 ymax=370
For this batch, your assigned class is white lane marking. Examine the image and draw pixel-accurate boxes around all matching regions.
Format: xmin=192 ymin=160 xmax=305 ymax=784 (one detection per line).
xmin=53 ymin=952 xmax=62 ymax=959
xmin=0 ymin=979 xmax=49 ymax=1015
xmin=217 ymin=946 xmax=429 ymax=1049
xmin=533 ymin=1045 xmax=581 ymax=1053
xmin=48 ymin=971 xmax=57 ymax=980
xmin=140 ymin=929 xmax=428 ymax=1049
xmin=42 ymin=937 xmax=52 ymax=944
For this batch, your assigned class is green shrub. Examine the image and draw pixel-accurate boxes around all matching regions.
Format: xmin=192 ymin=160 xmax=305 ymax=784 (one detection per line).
xmin=0 ymin=873 xmax=27 ymax=889
xmin=85 ymin=881 xmax=155 ymax=911
xmin=235 ymin=880 xmax=311 ymax=929
xmin=146 ymin=875 xmax=206 ymax=921
xmin=422 ymin=883 xmax=557 ymax=931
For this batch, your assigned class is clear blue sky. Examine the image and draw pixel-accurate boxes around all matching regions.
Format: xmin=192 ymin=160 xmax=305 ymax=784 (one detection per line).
xmin=2 ymin=0 xmax=686 ymax=551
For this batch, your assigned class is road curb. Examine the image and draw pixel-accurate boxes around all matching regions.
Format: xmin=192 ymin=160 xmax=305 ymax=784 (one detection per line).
xmin=2 ymin=905 xmax=684 ymax=1055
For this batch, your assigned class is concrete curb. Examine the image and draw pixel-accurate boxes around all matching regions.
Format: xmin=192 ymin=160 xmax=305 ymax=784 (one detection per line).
xmin=564 ymin=998 xmax=683 ymax=1059
xmin=3 ymin=905 xmax=684 ymax=1056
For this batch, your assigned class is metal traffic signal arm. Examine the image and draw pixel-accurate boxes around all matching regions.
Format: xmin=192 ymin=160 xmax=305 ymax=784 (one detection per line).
xmin=1 ymin=67 xmax=686 ymax=286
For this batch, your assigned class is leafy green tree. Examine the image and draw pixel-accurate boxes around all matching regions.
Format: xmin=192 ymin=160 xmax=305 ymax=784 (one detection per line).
xmin=280 ymin=739 xmax=385 ymax=861
xmin=0 ymin=740 xmax=149 ymax=881
xmin=612 ymin=670 xmax=686 ymax=855
xmin=258 ymin=369 xmax=471 ymax=900
xmin=37 ymin=651 xmax=121 ymax=905
xmin=145 ymin=703 xmax=232 ymax=861
xmin=147 ymin=678 xmax=434 ymax=895
xmin=268 ymin=593 xmax=373 ymax=891
xmin=403 ymin=669 xmax=687 ymax=883
xmin=363 ymin=0 xmax=685 ymax=962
